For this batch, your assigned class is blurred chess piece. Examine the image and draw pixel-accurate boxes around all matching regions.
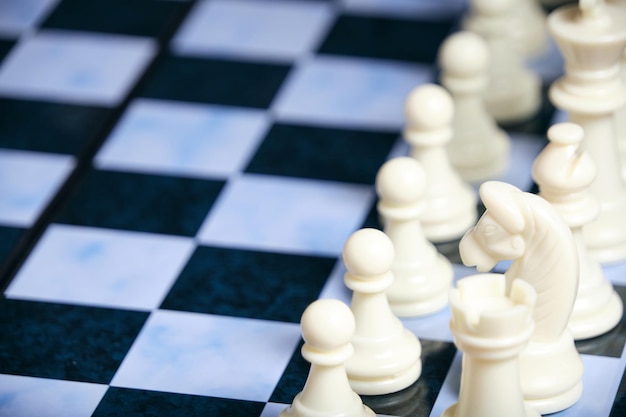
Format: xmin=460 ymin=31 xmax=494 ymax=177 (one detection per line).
xmin=548 ymin=0 xmax=626 ymax=263
xmin=533 ymin=122 xmax=623 ymax=339
xmin=404 ymin=84 xmax=477 ymax=243
xmin=376 ymin=157 xmax=453 ymax=316
xmin=439 ymin=31 xmax=510 ymax=182
xmin=463 ymin=0 xmax=542 ymax=123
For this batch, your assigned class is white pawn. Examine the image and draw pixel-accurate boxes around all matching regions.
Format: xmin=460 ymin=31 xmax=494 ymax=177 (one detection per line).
xmin=343 ymin=228 xmax=422 ymax=395
xmin=376 ymin=157 xmax=453 ymax=317
xmin=442 ymin=274 xmax=539 ymax=417
xmin=439 ymin=31 xmax=511 ymax=182
xmin=463 ymin=0 xmax=542 ymax=123
xmin=404 ymin=84 xmax=477 ymax=243
xmin=533 ymin=122 xmax=623 ymax=340
xmin=280 ymin=299 xmax=375 ymax=417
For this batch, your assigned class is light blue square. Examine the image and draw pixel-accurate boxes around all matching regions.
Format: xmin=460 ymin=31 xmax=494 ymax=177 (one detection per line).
xmin=0 ymin=374 xmax=107 ymax=417
xmin=196 ymin=174 xmax=375 ymax=256
xmin=172 ymin=0 xmax=333 ymax=62
xmin=96 ymin=99 xmax=269 ymax=178
xmin=0 ymin=30 xmax=156 ymax=106
xmin=272 ymin=56 xmax=432 ymax=130
xmin=340 ymin=0 xmax=466 ymax=18
xmin=6 ymin=224 xmax=195 ymax=310
xmin=111 ymin=310 xmax=301 ymax=402
xmin=0 ymin=149 xmax=74 ymax=227
xmin=0 ymin=0 xmax=58 ymax=37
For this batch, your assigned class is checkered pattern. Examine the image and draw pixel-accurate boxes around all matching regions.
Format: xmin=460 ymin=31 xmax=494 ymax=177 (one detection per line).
xmin=0 ymin=0 xmax=625 ymax=416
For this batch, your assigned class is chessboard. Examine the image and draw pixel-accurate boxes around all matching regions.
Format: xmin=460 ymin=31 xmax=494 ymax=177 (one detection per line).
xmin=0 ymin=0 xmax=624 ymax=416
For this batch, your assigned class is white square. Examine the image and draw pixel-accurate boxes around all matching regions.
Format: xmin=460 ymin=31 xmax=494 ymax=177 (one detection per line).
xmin=273 ymin=55 xmax=432 ymax=129
xmin=0 ymin=149 xmax=75 ymax=227
xmin=111 ymin=310 xmax=301 ymax=402
xmin=172 ymin=0 xmax=333 ymax=62
xmin=0 ymin=0 xmax=59 ymax=37
xmin=0 ymin=30 xmax=156 ymax=106
xmin=6 ymin=224 xmax=195 ymax=310
xmin=95 ymin=99 xmax=269 ymax=178
xmin=0 ymin=374 xmax=107 ymax=417
xmin=196 ymin=174 xmax=374 ymax=256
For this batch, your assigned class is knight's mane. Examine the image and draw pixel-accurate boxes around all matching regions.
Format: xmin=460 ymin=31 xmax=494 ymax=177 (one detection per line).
xmin=505 ymin=192 xmax=579 ymax=341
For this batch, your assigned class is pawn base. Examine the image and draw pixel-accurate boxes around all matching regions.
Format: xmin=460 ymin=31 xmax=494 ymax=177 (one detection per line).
xmin=348 ymin=357 xmax=422 ymax=396
xmin=280 ymin=392 xmax=375 ymax=417
xmin=520 ymin=331 xmax=583 ymax=414
xmin=441 ymin=401 xmax=540 ymax=417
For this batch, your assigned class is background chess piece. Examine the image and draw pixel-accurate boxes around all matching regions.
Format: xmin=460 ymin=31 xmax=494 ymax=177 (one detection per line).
xmin=404 ymin=84 xmax=477 ymax=243
xmin=439 ymin=31 xmax=510 ymax=182
xmin=548 ymin=0 xmax=626 ymax=263
xmin=463 ymin=0 xmax=542 ymax=123
xmin=376 ymin=157 xmax=453 ymax=317
xmin=532 ymin=122 xmax=623 ymax=339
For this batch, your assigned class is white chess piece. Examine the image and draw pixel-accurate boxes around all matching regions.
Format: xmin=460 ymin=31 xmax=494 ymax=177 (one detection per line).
xmin=532 ymin=122 xmax=623 ymax=339
xmin=548 ymin=0 xmax=626 ymax=263
xmin=512 ymin=0 xmax=549 ymax=58
xmin=463 ymin=0 xmax=542 ymax=123
xmin=439 ymin=31 xmax=510 ymax=182
xmin=280 ymin=299 xmax=375 ymax=417
xmin=404 ymin=84 xmax=477 ymax=243
xmin=342 ymin=228 xmax=422 ymax=395
xmin=375 ymin=157 xmax=453 ymax=317
xmin=442 ymin=274 xmax=539 ymax=417
xmin=460 ymin=181 xmax=584 ymax=414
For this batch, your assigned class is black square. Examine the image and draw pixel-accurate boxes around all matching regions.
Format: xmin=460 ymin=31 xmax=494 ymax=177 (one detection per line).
xmin=139 ymin=55 xmax=291 ymax=109
xmin=42 ymin=0 xmax=191 ymax=40
xmin=245 ymin=123 xmax=398 ymax=184
xmin=575 ymin=285 xmax=626 ymax=358
xmin=161 ymin=246 xmax=336 ymax=323
xmin=318 ymin=14 xmax=456 ymax=63
xmin=0 ymin=98 xmax=111 ymax=155
xmin=0 ymin=39 xmax=15 ymax=62
xmin=56 ymin=169 xmax=224 ymax=236
xmin=0 ymin=298 xmax=147 ymax=383
xmin=361 ymin=339 xmax=456 ymax=417
xmin=92 ymin=387 xmax=265 ymax=417
xmin=0 ymin=226 xmax=25 ymax=280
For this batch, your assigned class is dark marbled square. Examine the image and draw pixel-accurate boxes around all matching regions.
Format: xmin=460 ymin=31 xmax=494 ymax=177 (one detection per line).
xmin=139 ymin=55 xmax=291 ymax=109
xmin=0 ymin=298 xmax=147 ymax=383
xmin=0 ymin=39 xmax=15 ymax=62
xmin=0 ymin=226 xmax=24 ymax=269
xmin=56 ymin=169 xmax=224 ymax=236
xmin=161 ymin=246 xmax=336 ymax=323
xmin=92 ymin=387 xmax=265 ymax=417
xmin=575 ymin=285 xmax=626 ymax=358
xmin=361 ymin=339 xmax=456 ymax=417
xmin=245 ymin=123 xmax=398 ymax=184
xmin=42 ymin=0 xmax=191 ymax=40
xmin=318 ymin=14 xmax=456 ymax=63
xmin=0 ymin=98 xmax=111 ymax=155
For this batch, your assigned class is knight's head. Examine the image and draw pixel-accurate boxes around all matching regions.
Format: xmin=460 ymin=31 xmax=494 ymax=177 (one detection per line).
xmin=460 ymin=182 xmax=527 ymax=271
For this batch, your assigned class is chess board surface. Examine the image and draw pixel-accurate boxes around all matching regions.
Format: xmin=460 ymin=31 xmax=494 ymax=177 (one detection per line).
xmin=0 ymin=0 xmax=625 ymax=416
